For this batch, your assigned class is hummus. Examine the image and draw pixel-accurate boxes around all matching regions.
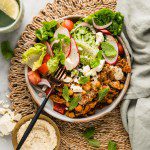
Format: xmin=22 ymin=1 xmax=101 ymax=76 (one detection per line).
xmin=17 ymin=119 xmax=57 ymax=150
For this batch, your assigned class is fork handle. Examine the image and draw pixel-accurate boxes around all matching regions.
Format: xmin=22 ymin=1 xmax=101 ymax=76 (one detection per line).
xmin=16 ymin=88 xmax=53 ymax=150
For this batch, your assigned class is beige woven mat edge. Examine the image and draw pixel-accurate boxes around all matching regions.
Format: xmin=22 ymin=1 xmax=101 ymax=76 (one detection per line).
xmin=8 ymin=0 xmax=131 ymax=149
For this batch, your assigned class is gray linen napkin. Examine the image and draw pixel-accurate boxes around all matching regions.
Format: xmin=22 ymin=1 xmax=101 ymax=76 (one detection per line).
xmin=116 ymin=0 xmax=150 ymax=149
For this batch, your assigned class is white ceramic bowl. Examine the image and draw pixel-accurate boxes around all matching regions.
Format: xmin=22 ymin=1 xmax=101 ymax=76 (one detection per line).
xmin=25 ymin=15 xmax=131 ymax=123
xmin=0 ymin=0 xmax=24 ymax=33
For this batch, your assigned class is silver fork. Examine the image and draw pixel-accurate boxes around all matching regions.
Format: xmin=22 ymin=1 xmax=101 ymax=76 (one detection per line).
xmin=17 ymin=66 xmax=66 ymax=150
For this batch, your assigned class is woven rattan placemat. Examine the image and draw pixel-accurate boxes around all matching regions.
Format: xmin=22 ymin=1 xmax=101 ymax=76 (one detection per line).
xmin=8 ymin=0 xmax=131 ymax=149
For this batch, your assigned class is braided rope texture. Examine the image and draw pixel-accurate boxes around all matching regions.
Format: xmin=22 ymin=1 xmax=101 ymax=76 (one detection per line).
xmin=8 ymin=0 xmax=131 ymax=149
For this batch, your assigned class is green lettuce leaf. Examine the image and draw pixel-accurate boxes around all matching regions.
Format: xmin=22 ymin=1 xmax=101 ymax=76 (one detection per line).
xmin=47 ymin=56 xmax=59 ymax=73
xmin=22 ymin=43 xmax=46 ymax=71
xmin=35 ymin=20 xmax=57 ymax=41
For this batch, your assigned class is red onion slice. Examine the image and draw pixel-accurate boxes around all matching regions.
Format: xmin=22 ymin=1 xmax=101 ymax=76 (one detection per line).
xmin=71 ymin=22 xmax=96 ymax=34
xmin=38 ymin=78 xmax=51 ymax=87
xmin=92 ymin=18 xmax=112 ymax=30
xmin=45 ymin=41 xmax=54 ymax=57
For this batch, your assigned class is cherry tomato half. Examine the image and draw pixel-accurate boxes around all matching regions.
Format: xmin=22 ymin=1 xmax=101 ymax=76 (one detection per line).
xmin=38 ymin=63 xmax=49 ymax=75
xmin=117 ymin=42 xmax=124 ymax=55
xmin=43 ymin=54 xmax=51 ymax=64
xmin=28 ymin=71 xmax=41 ymax=85
xmin=62 ymin=20 xmax=74 ymax=31
xmin=53 ymin=103 xmax=66 ymax=115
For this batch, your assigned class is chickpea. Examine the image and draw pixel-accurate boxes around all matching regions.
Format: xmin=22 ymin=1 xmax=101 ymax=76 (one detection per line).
xmin=83 ymin=84 xmax=91 ymax=91
xmin=95 ymin=81 xmax=101 ymax=87
xmin=66 ymin=102 xmax=70 ymax=107
xmin=75 ymin=105 xmax=83 ymax=112
xmin=73 ymin=93 xmax=78 ymax=97
xmin=82 ymin=90 xmax=86 ymax=95
xmin=69 ymin=89 xmax=73 ymax=96
xmin=107 ymin=99 xmax=113 ymax=104
xmin=68 ymin=112 xmax=75 ymax=118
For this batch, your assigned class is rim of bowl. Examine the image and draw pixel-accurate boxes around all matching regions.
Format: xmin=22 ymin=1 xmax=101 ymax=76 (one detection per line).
xmin=12 ymin=114 xmax=60 ymax=150
xmin=24 ymin=15 xmax=131 ymax=123
xmin=0 ymin=0 xmax=23 ymax=32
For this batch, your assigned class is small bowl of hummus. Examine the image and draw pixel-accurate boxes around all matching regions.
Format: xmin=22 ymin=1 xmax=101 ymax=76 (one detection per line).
xmin=12 ymin=114 xmax=60 ymax=150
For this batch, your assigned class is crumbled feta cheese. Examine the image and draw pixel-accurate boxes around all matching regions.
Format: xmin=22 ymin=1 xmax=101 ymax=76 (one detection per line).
xmin=0 ymin=105 xmax=22 ymax=136
xmin=70 ymin=84 xmax=82 ymax=93
xmin=73 ymin=78 xmax=79 ymax=83
xmin=78 ymin=46 xmax=83 ymax=51
xmin=82 ymin=65 xmax=91 ymax=76
xmin=91 ymin=76 xmax=98 ymax=86
xmin=95 ymin=59 xmax=105 ymax=72
xmin=96 ymin=32 xmax=104 ymax=45
xmin=2 ymin=104 xmax=9 ymax=109
xmin=0 ymin=101 xmax=3 ymax=105
xmin=110 ymin=66 xmax=124 ymax=80
xmin=0 ymin=108 xmax=7 ymax=115
xmin=0 ymin=113 xmax=16 ymax=136
xmin=63 ymin=77 xmax=73 ymax=83
xmin=85 ymin=69 xmax=97 ymax=77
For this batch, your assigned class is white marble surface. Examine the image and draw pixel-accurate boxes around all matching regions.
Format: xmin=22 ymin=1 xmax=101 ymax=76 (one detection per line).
xmin=0 ymin=0 xmax=54 ymax=149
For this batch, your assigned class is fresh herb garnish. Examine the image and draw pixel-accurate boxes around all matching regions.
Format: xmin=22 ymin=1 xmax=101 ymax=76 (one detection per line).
xmin=88 ymin=139 xmax=100 ymax=148
xmin=108 ymin=140 xmax=117 ymax=150
xmin=98 ymin=87 xmax=110 ymax=101
xmin=101 ymin=42 xmax=117 ymax=58
xmin=90 ymin=50 xmax=102 ymax=68
xmin=69 ymin=96 xmax=81 ymax=110
xmin=78 ymin=76 xmax=90 ymax=85
xmin=1 ymin=41 xmax=14 ymax=60
xmin=83 ymin=127 xmax=100 ymax=148
xmin=83 ymin=8 xmax=124 ymax=36
xmin=35 ymin=20 xmax=57 ymax=41
xmin=62 ymin=85 xmax=70 ymax=102
xmin=83 ymin=127 xmax=95 ymax=139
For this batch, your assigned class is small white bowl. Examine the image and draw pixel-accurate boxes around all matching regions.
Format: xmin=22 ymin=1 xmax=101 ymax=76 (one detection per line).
xmin=0 ymin=0 xmax=24 ymax=33
xmin=25 ymin=15 xmax=131 ymax=123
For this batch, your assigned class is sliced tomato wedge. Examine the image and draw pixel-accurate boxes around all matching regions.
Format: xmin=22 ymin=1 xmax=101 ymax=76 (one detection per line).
xmin=117 ymin=42 xmax=124 ymax=55
xmin=28 ymin=71 xmax=41 ymax=85
xmin=43 ymin=54 xmax=51 ymax=64
xmin=38 ymin=63 xmax=49 ymax=75
xmin=100 ymin=29 xmax=111 ymax=35
xmin=62 ymin=19 xmax=74 ymax=31
xmin=53 ymin=103 xmax=66 ymax=115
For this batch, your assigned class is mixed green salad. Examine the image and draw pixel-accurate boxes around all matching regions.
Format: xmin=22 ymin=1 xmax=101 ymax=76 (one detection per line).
xmin=22 ymin=8 xmax=129 ymax=118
